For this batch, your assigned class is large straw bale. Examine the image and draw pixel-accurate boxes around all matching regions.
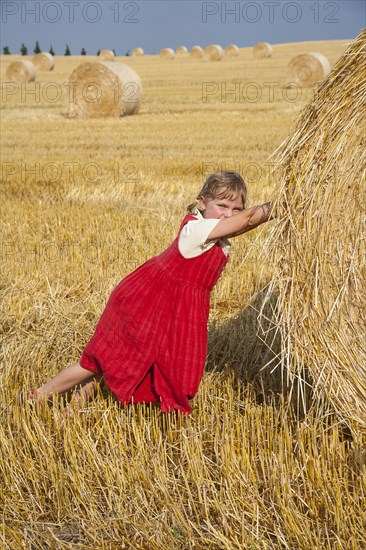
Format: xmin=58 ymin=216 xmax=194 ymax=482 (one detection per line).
xmin=68 ymin=61 xmax=142 ymax=118
xmin=132 ymin=47 xmax=144 ymax=56
xmin=32 ymin=52 xmax=55 ymax=70
xmin=225 ymin=44 xmax=239 ymax=57
xmin=262 ymin=29 xmax=366 ymax=429
xmin=159 ymin=48 xmax=175 ymax=59
xmin=98 ymin=49 xmax=115 ymax=61
xmin=190 ymin=46 xmax=204 ymax=59
xmin=286 ymin=52 xmax=331 ymax=88
xmin=176 ymin=46 xmax=188 ymax=54
xmin=253 ymin=42 xmax=272 ymax=58
xmin=204 ymin=44 xmax=224 ymax=61
xmin=5 ymin=60 xmax=36 ymax=83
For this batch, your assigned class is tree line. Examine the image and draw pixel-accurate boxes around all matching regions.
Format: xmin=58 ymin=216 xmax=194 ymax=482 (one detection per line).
xmin=2 ymin=43 xmax=127 ymax=56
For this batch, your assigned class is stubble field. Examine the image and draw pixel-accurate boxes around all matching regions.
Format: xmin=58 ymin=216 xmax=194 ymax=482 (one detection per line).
xmin=1 ymin=40 xmax=365 ymax=549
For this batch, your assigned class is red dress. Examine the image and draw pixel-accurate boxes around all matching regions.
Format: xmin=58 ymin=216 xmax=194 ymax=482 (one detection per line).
xmin=80 ymin=214 xmax=229 ymax=413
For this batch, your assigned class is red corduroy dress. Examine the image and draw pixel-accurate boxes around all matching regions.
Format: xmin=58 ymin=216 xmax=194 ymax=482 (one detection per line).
xmin=80 ymin=214 xmax=229 ymax=413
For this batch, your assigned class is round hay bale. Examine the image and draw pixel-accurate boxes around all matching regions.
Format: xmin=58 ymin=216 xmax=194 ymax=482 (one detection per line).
xmin=98 ymin=49 xmax=115 ymax=61
xmin=159 ymin=48 xmax=175 ymax=59
xmin=5 ymin=60 xmax=36 ymax=83
xmin=204 ymin=44 xmax=224 ymax=61
xmin=261 ymin=29 xmax=366 ymax=429
xmin=132 ymin=48 xmax=144 ymax=56
xmin=286 ymin=52 xmax=331 ymax=88
xmin=224 ymin=44 xmax=239 ymax=57
xmin=32 ymin=52 xmax=55 ymax=71
xmin=176 ymin=46 xmax=188 ymax=54
xmin=68 ymin=61 xmax=142 ymax=118
xmin=190 ymin=46 xmax=204 ymax=59
xmin=253 ymin=42 xmax=272 ymax=59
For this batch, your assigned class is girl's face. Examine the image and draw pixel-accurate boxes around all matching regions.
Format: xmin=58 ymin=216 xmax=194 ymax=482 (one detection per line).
xmin=199 ymin=193 xmax=244 ymax=219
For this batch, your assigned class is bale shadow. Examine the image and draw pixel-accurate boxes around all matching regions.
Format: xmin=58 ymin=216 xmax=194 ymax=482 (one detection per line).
xmin=206 ymin=284 xmax=315 ymax=418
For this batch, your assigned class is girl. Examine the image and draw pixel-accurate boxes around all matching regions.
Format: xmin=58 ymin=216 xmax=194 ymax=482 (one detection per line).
xmin=33 ymin=171 xmax=272 ymax=413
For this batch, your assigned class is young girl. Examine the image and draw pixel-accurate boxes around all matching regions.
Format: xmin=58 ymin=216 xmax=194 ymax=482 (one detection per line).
xmin=33 ymin=171 xmax=272 ymax=413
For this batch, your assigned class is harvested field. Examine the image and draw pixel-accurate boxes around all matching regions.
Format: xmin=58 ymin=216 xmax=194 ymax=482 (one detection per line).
xmin=1 ymin=38 xmax=364 ymax=549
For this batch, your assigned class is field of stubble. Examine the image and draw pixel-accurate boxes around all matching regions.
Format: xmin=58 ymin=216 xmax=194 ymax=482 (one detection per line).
xmin=1 ymin=40 xmax=365 ymax=549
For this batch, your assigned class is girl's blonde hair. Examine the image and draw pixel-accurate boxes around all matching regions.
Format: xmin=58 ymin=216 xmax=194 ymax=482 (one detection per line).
xmin=187 ymin=171 xmax=247 ymax=214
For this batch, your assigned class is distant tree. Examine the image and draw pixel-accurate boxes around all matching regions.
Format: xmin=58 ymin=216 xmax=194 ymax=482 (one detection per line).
xmin=65 ymin=44 xmax=71 ymax=56
xmin=34 ymin=41 xmax=41 ymax=54
xmin=81 ymin=47 xmax=87 ymax=55
xmin=125 ymin=50 xmax=130 ymax=56
xmin=20 ymin=43 xmax=28 ymax=55
xmin=97 ymin=49 xmax=100 ymax=56
xmin=3 ymin=46 xmax=11 ymax=55
xmin=49 ymin=44 xmax=55 ymax=56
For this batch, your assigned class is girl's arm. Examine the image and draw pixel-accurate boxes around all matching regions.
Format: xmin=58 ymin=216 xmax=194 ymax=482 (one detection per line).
xmin=206 ymin=202 xmax=272 ymax=241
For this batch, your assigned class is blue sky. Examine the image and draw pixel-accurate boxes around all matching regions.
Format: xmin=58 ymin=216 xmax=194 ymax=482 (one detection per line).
xmin=1 ymin=0 xmax=365 ymax=55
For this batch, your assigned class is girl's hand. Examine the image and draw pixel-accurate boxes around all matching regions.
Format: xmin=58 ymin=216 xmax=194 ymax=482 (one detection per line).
xmin=266 ymin=201 xmax=276 ymax=220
